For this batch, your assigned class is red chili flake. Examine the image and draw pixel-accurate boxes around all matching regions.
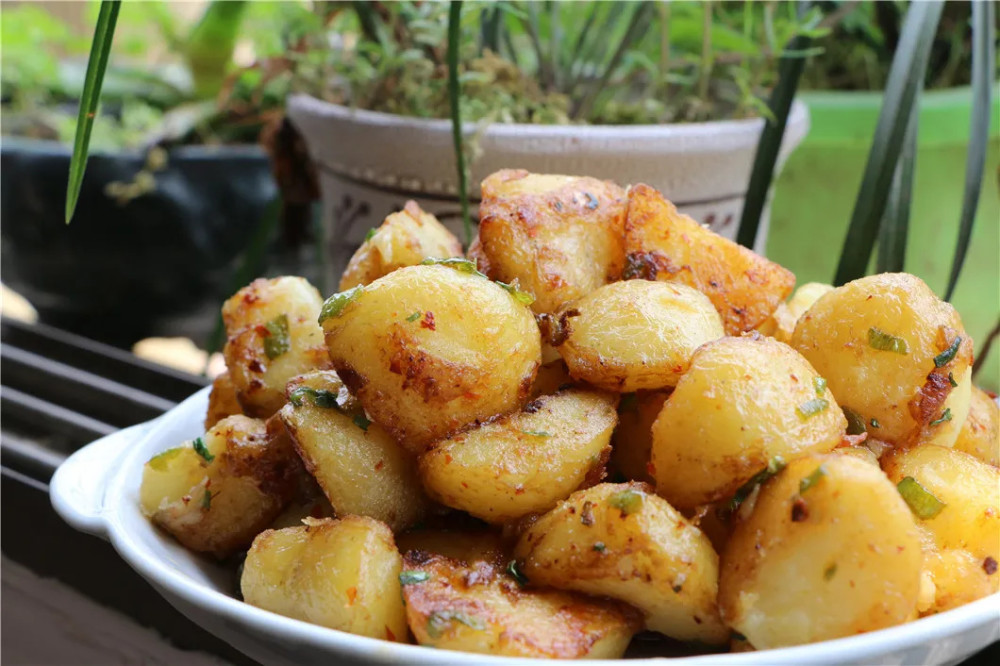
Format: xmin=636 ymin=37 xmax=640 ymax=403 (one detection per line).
xmin=421 ymin=312 xmax=436 ymax=330
xmin=374 ymin=460 xmax=384 ymax=471
xmin=791 ymin=497 xmax=809 ymax=522
xmin=346 ymin=587 xmax=358 ymax=605
xmin=444 ymin=454 xmax=453 ymax=464
xmin=181 ymin=495 xmax=191 ymax=505
xmin=984 ymin=557 xmax=998 ymax=575
xmin=461 ymin=482 xmax=469 ymax=489
xmin=646 ymin=461 xmax=656 ymax=477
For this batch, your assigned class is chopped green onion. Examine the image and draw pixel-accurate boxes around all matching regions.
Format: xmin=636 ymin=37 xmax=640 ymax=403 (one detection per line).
xmin=799 ymin=465 xmax=827 ymax=493
xmin=897 ymin=476 xmax=946 ymax=519
xmin=934 ymin=337 xmax=962 ymax=367
xmin=319 ymin=285 xmax=364 ymax=323
xmin=843 ymin=407 xmax=867 ymax=435
xmin=147 ymin=447 xmax=184 ymax=471
xmin=263 ymin=314 xmax=291 ymax=359
xmin=593 ymin=542 xmax=606 ymax=552
xmin=506 ymin=560 xmax=528 ymax=586
xmin=496 ymin=280 xmax=535 ymax=306
xmin=948 ymin=372 xmax=958 ymax=388
xmin=608 ymin=489 xmax=643 ymax=515
xmin=406 ymin=310 xmax=422 ymax=322
xmin=867 ymin=327 xmax=910 ymax=354
xmin=728 ymin=456 xmax=787 ymax=513
xmin=426 ymin=611 xmax=484 ymax=638
xmin=201 ymin=489 xmax=212 ymax=510
xmin=797 ymin=398 xmax=830 ymax=419
xmin=192 ymin=437 xmax=214 ymax=463
xmin=289 ymin=386 xmax=341 ymax=409
xmin=929 ymin=408 xmax=953 ymax=427
xmin=399 ymin=571 xmax=430 ymax=585
xmin=813 ymin=376 xmax=827 ymax=396
xmin=823 ymin=563 xmax=837 ymax=581
xmin=521 ymin=430 xmax=551 ymax=438
xmin=870 ymin=418 xmax=880 ymax=429
xmin=364 ymin=227 xmax=378 ymax=243
xmin=421 ymin=257 xmax=487 ymax=278
xmin=353 ymin=414 xmax=372 ymax=432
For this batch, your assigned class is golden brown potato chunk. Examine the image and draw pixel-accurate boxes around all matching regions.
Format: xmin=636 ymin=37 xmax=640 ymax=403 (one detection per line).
xmin=719 ymin=454 xmax=923 ymax=649
xmin=466 ymin=233 xmax=494 ymax=277
xmin=321 ymin=263 xmax=541 ymax=453
xmin=419 ymin=388 xmax=618 ymax=523
xmin=757 ymin=282 xmax=834 ymax=343
xmin=650 ymin=336 xmax=846 ymax=510
xmin=140 ymin=415 xmax=301 ymax=558
xmin=952 ymin=386 xmax=999 ymax=466
xmin=791 ymin=273 xmax=974 ymax=449
xmin=528 ymin=359 xmax=573 ymax=399
xmin=204 ymin=371 xmax=243 ymax=430
xmin=478 ymin=169 xmax=627 ymax=315
xmin=242 ymin=516 xmax=408 ymax=641
xmin=400 ymin=551 xmax=640 ymax=658
xmin=222 ymin=277 xmax=332 ymax=418
xmin=553 ymin=280 xmax=724 ymax=391
xmin=514 ymin=483 xmax=728 ymax=644
xmin=339 ymin=201 xmax=463 ymax=291
xmin=610 ymin=391 xmax=669 ymax=484
xmin=279 ymin=371 xmax=430 ymax=532
xmin=624 ymin=184 xmax=795 ymax=334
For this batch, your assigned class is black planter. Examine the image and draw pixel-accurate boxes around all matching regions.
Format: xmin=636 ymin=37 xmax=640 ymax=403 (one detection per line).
xmin=1 ymin=138 xmax=278 ymax=347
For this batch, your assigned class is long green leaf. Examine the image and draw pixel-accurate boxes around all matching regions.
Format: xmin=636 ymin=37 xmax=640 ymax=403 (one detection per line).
xmin=833 ymin=0 xmax=943 ymax=286
xmin=944 ymin=0 xmax=995 ymax=301
xmin=876 ymin=94 xmax=919 ymax=273
xmin=736 ymin=0 xmax=813 ymax=249
xmin=65 ymin=0 xmax=121 ymax=225
xmin=447 ymin=0 xmax=472 ymax=245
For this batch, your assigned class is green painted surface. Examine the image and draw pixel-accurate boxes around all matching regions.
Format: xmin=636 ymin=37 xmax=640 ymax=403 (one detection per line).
xmin=769 ymin=87 xmax=1000 ymax=391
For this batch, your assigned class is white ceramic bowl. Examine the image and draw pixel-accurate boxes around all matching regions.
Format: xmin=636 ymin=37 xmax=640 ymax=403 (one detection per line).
xmin=51 ymin=386 xmax=999 ymax=665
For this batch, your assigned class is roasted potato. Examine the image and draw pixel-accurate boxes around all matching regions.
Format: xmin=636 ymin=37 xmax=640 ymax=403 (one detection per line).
xmin=401 ymin=551 xmax=640 ymax=658
xmin=650 ymin=336 xmax=846 ymax=510
xmin=419 ymin=388 xmax=618 ymax=523
xmin=952 ymin=386 xmax=999 ymax=466
xmin=204 ymin=371 xmax=242 ymax=430
xmin=623 ymin=184 xmax=795 ymax=334
xmin=279 ymin=370 xmax=430 ymax=531
xmin=514 ymin=482 xmax=728 ymax=644
xmin=140 ymin=415 xmax=301 ymax=557
xmin=757 ymin=282 xmax=834 ymax=343
xmin=791 ymin=273 xmax=974 ymax=449
xmin=395 ymin=529 xmax=508 ymax=568
xmin=719 ymin=454 xmax=923 ymax=649
xmin=242 ymin=516 xmax=408 ymax=641
xmin=222 ymin=277 xmax=332 ymax=418
xmin=554 ymin=280 xmax=725 ymax=391
xmin=610 ymin=391 xmax=669 ymax=484
xmin=466 ymin=233 xmax=493 ymax=276
xmin=339 ymin=201 xmax=463 ymax=291
xmin=528 ymin=359 xmax=573 ymax=399
xmin=478 ymin=169 xmax=627 ymax=315
xmin=920 ymin=548 xmax=999 ymax=614
xmin=321 ymin=263 xmax=541 ymax=452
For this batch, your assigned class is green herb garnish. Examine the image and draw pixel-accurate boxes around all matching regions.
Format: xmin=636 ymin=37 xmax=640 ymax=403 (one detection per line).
xmin=593 ymin=542 xmax=606 ymax=552
xmin=426 ymin=611 xmax=485 ymax=638
xmin=934 ymin=337 xmax=962 ymax=367
xmin=867 ymin=327 xmax=910 ymax=354
xmin=929 ymin=408 xmax=953 ymax=427
xmin=192 ymin=437 xmax=214 ymax=463
xmin=263 ymin=314 xmax=290 ymax=359
xmin=420 ymin=257 xmax=487 ymax=278
xmin=506 ymin=560 xmax=528 ymax=586
xmin=824 ymin=563 xmax=837 ymax=581
xmin=319 ymin=285 xmax=364 ymax=323
xmin=897 ymin=476 xmax=946 ymax=519
xmin=608 ymin=489 xmax=643 ymax=515
xmin=813 ymin=376 xmax=827 ymax=396
xmin=728 ymin=456 xmax=787 ymax=513
xmin=521 ymin=430 xmax=551 ymax=438
xmin=843 ymin=407 xmax=867 ymax=435
xmin=948 ymin=372 xmax=958 ymax=388
xmin=406 ymin=310 xmax=422 ymax=322
xmin=870 ymin=418 xmax=880 ymax=428
xmin=496 ymin=280 xmax=535 ymax=306
xmin=399 ymin=571 xmax=430 ymax=585
xmin=201 ymin=489 xmax=212 ymax=510
xmin=796 ymin=398 xmax=829 ymax=419
xmin=147 ymin=447 xmax=184 ymax=471
xmin=289 ymin=386 xmax=341 ymax=409
xmin=799 ymin=465 xmax=827 ymax=493
xmin=364 ymin=227 xmax=378 ymax=243
xmin=353 ymin=414 xmax=372 ymax=432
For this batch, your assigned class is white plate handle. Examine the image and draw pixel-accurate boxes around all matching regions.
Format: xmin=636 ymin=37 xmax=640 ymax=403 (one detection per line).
xmin=50 ymin=422 xmax=153 ymax=540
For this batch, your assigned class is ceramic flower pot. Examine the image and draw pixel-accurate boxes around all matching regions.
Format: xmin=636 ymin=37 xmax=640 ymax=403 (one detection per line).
xmin=286 ymin=94 xmax=809 ymax=282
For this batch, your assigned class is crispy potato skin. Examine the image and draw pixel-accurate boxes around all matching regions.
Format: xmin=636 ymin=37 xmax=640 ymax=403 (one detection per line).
xmin=322 ymin=264 xmax=541 ymax=452
xmin=757 ymin=282 xmax=834 ymax=343
xmin=222 ymin=277 xmax=332 ymax=418
xmin=279 ymin=371 xmax=429 ymax=531
xmin=395 ymin=529 xmax=509 ymax=568
xmin=952 ymin=386 xmax=999 ymax=466
xmin=204 ymin=372 xmax=243 ymax=430
xmin=719 ymin=455 xmax=923 ymax=649
xmin=514 ymin=482 xmax=728 ymax=644
xmin=140 ymin=415 xmax=301 ymax=558
xmin=242 ymin=516 xmax=408 ymax=641
xmin=339 ymin=201 xmax=463 ymax=291
xmin=791 ymin=273 xmax=974 ymax=449
xmin=611 ymin=391 xmax=669 ymax=484
xmin=401 ymin=552 xmax=640 ymax=658
xmin=478 ymin=169 xmax=627 ymax=315
xmin=419 ymin=388 xmax=618 ymax=523
xmin=650 ymin=336 xmax=846 ymax=510
xmin=555 ymin=280 xmax=724 ymax=392
xmin=623 ymin=184 xmax=794 ymax=334
xmin=881 ymin=445 xmax=999 ymax=599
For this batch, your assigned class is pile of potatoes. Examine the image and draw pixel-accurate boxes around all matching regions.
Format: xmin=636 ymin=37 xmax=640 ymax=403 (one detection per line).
xmin=140 ymin=169 xmax=999 ymax=658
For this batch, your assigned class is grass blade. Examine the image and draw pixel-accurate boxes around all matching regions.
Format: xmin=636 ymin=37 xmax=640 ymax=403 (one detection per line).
xmin=736 ymin=0 xmax=813 ymax=249
xmin=447 ymin=0 xmax=472 ymax=246
xmin=65 ymin=0 xmax=121 ymax=225
xmin=944 ymin=0 xmax=995 ymax=301
xmin=876 ymin=93 xmax=919 ymax=273
xmin=833 ymin=0 xmax=943 ymax=285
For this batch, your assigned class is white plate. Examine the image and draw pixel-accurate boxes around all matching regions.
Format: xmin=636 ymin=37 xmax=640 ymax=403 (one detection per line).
xmin=50 ymin=386 xmax=1000 ymax=665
